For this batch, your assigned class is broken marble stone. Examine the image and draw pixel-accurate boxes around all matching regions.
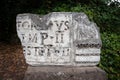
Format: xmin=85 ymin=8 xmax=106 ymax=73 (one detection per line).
xmin=16 ymin=12 xmax=102 ymax=66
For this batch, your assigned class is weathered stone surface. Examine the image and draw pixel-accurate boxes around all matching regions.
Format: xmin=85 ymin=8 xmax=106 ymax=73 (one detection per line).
xmin=16 ymin=12 xmax=102 ymax=66
xmin=23 ymin=66 xmax=107 ymax=80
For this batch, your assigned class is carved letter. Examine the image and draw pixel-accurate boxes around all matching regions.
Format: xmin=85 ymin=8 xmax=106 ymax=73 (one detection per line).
xmin=61 ymin=33 xmax=64 ymax=43
xmin=54 ymin=20 xmax=64 ymax=30
xmin=40 ymin=33 xmax=48 ymax=45
xmin=21 ymin=34 xmax=25 ymax=42
xmin=55 ymin=33 xmax=64 ymax=43
xmin=64 ymin=21 xmax=69 ymax=30
xmin=29 ymin=33 xmax=37 ymax=43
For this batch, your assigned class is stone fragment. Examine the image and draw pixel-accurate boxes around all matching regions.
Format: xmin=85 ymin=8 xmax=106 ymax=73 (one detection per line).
xmin=16 ymin=12 xmax=102 ymax=66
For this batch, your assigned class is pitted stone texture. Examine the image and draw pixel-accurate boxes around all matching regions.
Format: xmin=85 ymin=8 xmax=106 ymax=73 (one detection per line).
xmin=23 ymin=66 xmax=107 ymax=80
xmin=16 ymin=12 xmax=102 ymax=66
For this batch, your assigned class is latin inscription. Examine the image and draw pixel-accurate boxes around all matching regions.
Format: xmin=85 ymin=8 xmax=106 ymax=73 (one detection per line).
xmin=23 ymin=46 xmax=70 ymax=57
xmin=18 ymin=20 xmax=70 ymax=45
xmin=17 ymin=19 xmax=71 ymax=63
xmin=17 ymin=13 xmax=101 ymax=66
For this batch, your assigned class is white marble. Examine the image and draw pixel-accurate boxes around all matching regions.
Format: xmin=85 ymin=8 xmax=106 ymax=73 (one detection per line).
xmin=75 ymin=56 xmax=100 ymax=62
xmin=76 ymin=48 xmax=100 ymax=54
xmin=16 ymin=12 xmax=102 ymax=66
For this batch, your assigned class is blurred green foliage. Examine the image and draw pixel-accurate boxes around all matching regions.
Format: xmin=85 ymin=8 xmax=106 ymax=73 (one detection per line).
xmin=0 ymin=0 xmax=120 ymax=79
xmin=100 ymin=32 xmax=120 ymax=80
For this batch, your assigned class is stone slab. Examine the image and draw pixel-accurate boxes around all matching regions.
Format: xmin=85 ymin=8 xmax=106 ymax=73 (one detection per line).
xmin=16 ymin=12 xmax=102 ymax=66
xmin=23 ymin=66 xmax=107 ymax=80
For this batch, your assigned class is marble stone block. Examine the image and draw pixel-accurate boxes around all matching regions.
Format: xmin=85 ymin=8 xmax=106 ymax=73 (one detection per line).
xmin=16 ymin=12 xmax=102 ymax=66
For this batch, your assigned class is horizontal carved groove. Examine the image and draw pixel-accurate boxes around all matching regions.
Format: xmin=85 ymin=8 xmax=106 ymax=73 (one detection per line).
xmin=75 ymin=54 xmax=100 ymax=56
xmin=76 ymin=44 xmax=101 ymax=48
xmin=75 ymin=61 xmax=99 ymax=63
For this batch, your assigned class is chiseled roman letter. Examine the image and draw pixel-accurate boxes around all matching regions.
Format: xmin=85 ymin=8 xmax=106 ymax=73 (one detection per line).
xmin=40 ymin=33 xmax=48 ymax=45
xmin=54 ymin=20 xmax=64 ymax=30
xmin=21 ymin=34 xmax=25 ymax=42
xmin=64 ymin=21 xmax=69 ymax=30
xmin=29 ymin=33 xmax=37 ymax=43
